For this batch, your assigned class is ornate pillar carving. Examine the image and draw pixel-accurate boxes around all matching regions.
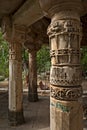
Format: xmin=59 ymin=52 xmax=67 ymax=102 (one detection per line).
xmin=1 ymin=17 xmax=26 ymax=126
xmin=48 ymin=15 xmax=83 ymax=130
xmin=39 ymin=1 xmax=83 ymax=130
xmin=8 ymin=25 xmax=26 ymax=126
xmin=9 ymin=39 xmax=24 ymax=126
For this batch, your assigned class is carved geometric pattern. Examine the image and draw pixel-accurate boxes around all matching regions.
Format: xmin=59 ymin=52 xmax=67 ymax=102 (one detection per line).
xmin=50 ymin=66 xmax=82 ymax=86
xmin=51 ymin=86 xmax=82 ymax=101
xmin=48 ymin=17 xmax=82 ymax=102
xmin=50 ymin=49 xmax=80 ymax=57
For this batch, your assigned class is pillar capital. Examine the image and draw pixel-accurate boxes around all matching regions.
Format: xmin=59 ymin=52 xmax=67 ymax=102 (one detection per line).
xmin=1 ymin=16 xmax=26 ymax=44
xmin=24 ymin=42 xmax=41 ymax=53
xmin=39 ymin=0 xmax=83 ymax=18
xmin=1 ymin=16 xmax=12 ymax=42
xmin=12 ymin=24 xmax=26 ymax=43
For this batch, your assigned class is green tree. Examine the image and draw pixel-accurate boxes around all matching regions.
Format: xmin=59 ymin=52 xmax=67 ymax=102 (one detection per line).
xmin=81 ymin=47 xmax=87 ymax=71
xmin=0 ymin=31 xmax=9 ymax=77
xmin=0 ymin=31 xmax=51 ymax=79
xmin=37 ymin=45 xmax=50 ymax=74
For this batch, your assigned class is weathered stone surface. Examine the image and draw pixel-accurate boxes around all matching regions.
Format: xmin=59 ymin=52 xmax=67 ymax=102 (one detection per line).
xmin=50 ymin=97 xmax=83 ymax=130
xmin=8 ymin=109 xmax=25 ymax=126
xmin=8 ymin=26 xmax=25 ymax=126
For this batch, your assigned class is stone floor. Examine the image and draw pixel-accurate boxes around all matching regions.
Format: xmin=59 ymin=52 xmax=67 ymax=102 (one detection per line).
xmin=0 ymin=92 xmax=50 ymax=130
xmin=0 ymin=90 xmax=87 ymax=130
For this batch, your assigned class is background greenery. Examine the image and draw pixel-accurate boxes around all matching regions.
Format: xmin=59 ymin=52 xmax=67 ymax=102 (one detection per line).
xmin=0 ymin=31 xmax=9 ymax=78
xmin=81 ymin=47 xmax=87 ymax=71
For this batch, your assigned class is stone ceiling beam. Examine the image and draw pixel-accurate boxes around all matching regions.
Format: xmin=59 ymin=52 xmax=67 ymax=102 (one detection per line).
xmin=13 ymin=0 xmax=45 ymax=27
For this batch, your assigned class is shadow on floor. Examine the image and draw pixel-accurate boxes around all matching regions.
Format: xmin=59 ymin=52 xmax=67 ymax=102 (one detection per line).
xmin=0 ymin=91 xmax=87 ymax=130
xmin=0 ymin=91 xmax=50 ymax=130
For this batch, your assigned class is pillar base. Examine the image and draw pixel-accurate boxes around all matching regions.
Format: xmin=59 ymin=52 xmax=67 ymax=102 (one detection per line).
xmin=28 ymin=92 xmax=38 ymax=102
xmin=8 ymin=109 xmax=25 ymax=126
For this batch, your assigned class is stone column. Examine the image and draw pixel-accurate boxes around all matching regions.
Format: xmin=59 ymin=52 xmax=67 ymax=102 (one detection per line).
xmin=1 ymin=18 xmax=26 ymax=126
xmin=39 ymin=1 xmax=83 ymax=130
xmin=9 ymin=40 xmax=24 ymax=126
xmin=28 ymin=50 xmax=38 ymax=102
xmin=49 ymin=13 xmax=83 ymax=130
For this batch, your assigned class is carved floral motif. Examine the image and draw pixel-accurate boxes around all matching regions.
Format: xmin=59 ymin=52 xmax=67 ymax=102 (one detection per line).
xmin=51 ymin=86 xmax=82 ymax=101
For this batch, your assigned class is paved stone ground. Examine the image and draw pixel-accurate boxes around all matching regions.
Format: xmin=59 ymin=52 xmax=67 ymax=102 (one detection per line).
xmin=0 ymin=92 xmax=87 ymax=130
xmin=0 ymin=92 xmax=50 ymax=130
xmin=0 ymin=79 xmax=87 ymax=130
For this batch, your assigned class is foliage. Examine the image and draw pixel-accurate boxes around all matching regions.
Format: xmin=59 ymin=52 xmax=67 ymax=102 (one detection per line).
xmin=22 ymin=48 xmax=28 ymax=63
xmin=81 ymin=47 xmax=87 ymax=71
xmin=0 ymin=31 xmax=9 ymax=77
xmin=37 ymin=45 xmax=51 ymax=74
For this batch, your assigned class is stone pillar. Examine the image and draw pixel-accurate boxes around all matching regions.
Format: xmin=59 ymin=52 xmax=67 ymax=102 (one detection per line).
xmin=39 ymin=1 xmax=83 ymax=130
xmin=49 ymin=13 xmax=83 ymax=130
xmin=1 ymin=18 xmax=26 ymax=126
xmin=28 ymin=50 xmax=38 ymax=102
xmin=8 ymin=40 xmax=24 ymax=126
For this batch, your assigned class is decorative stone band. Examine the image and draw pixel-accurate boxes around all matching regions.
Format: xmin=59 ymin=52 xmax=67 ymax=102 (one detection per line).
xmin=50 ymin=66 xmax=82 ymax=86
xmin=50 ymin=49 xmax=80 ymax=57
xmin=47 ymin=19 xmax=82 ymax=37
xmin=50 ymin=85 xmax=82 ymax=101
xmin=50 ymin=49 xmax=80 ymax=65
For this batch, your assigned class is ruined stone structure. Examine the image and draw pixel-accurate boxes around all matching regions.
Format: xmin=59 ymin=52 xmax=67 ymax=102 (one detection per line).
xmin=0 ymin=0 xmax=87 ymax=130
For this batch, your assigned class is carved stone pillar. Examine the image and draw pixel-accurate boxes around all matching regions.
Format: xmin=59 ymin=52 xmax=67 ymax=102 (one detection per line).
xmin=28 ymin=50 xmax=38 ymax=102
xmin=9 ymin=40 xmax=24 ymax=126
xmin=39 ymin=1 xmax=83 ymax=130
xmin=1 ymin=18 xmax=26 ymax=126
xmin=49 ymin=14 xmax=83 ymax=130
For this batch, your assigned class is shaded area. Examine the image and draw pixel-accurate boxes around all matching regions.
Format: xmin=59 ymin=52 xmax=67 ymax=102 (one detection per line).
xmin=0 ymin=81 xmax=87 ymax=129
xmin=0 ymin=92 xmax=50 ymax=130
